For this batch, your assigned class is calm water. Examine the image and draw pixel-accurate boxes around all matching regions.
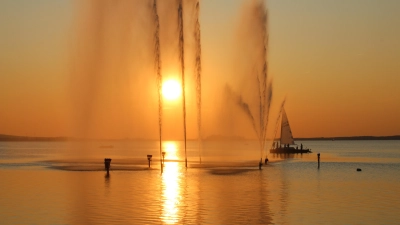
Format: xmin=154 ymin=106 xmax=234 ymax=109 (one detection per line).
xmin=1 ymin=140 xmax=400 ymax=224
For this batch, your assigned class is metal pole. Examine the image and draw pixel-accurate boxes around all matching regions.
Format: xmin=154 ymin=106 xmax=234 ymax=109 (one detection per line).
xmin=104 ymin=158 xmax=112 ymax=175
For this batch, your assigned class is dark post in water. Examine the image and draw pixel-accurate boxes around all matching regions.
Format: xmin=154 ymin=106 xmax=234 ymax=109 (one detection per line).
xmin=162 ymin=152 xmax=166 ymax=165
xmin=104 ymin=158 xmax=112 ymax=175
xmin=147 ymin=155 xmax=152 ymax=168
xmin=317 ymin=153 xmax=320 ymax=169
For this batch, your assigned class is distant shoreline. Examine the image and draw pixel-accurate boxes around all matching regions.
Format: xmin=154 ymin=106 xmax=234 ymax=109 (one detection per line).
xmin=296 ymin=136 xmax=400 ymax=141
xmin=0 ymin=134 xmax=69 ymax=142
xmin=1 ymin=134 xmax=399 ymax=142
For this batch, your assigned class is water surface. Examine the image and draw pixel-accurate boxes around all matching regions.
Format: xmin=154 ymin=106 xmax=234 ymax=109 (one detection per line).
xmin=0 ymin=140 xmax=399 ymax=224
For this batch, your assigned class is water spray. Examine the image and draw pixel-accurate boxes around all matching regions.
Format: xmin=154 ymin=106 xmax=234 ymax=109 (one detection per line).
xmin=267 ymin=99 xmax=286 ymax=158
xmin=178 ymin=0 xmax=187 ymax=168
xmin=152 ymin=0 xmax=163 ymax=173
xmin=194 ymin=0 xmax=202 ymax=164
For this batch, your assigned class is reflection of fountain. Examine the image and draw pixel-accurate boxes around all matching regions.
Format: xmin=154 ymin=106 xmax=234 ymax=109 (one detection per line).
xmin=258 ymin=170 xmax=273 ymax=223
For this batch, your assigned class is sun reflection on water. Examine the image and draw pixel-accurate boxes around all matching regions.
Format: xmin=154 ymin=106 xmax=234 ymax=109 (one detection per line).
xmin=164 ymin=141 xmax=179 ymax=161
xmin=161 ymin=141 xmax=183 ymax=224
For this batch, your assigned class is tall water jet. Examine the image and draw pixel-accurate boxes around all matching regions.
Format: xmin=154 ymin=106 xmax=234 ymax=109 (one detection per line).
xmin=239 ymin=1 xmax=272 ymax=162
xmin=71 ymin=1 xmax=157 ymax=140
xmin=225 ymin=86 xmax=259 ymax=135
xmin=194 ymin=0 xmax=202 ymax=163
xmin=268 ymin=99 xmax=286 ymax=157
xmin=152 ymin=0 xmax=163 ymax=173
xmin=177 ymin=0 xmax=187 ymax=168
xmin=225 ymin=0 xmax=272 ymax=163
xmin=256 ymin=2 xmax=272 ymax=162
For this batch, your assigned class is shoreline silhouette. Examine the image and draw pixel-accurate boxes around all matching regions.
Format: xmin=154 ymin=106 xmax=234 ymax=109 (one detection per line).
xmin=1 ymin=134 xmax=399 ymax=142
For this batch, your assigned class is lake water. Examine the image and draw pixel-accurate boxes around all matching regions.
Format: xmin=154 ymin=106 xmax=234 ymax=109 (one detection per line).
xmin=1 ymin=140 xmax=399 ymax=224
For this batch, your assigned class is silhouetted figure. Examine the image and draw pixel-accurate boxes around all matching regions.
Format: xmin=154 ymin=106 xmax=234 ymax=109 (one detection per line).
xmin=104 ymin=158 xmax=112 ymax=175
xmin=317 ymin=153 xmax=320 ymax=169
xmin=264 ymin=158 xmax=269 ymax=164
xmin=301 ymin=143 xmax=303 ymax=150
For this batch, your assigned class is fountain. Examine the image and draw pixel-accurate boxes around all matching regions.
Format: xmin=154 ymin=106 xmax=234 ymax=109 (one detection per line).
xmin=152 ymin=0 xmax=163 ymax=173
xmin=70 ymin=0 xmax=273 ymax=167
xmin=194 ymin=0 xmax=203 ymax=164
xmin=222 ymin=1 xmax=273 ymax=164
xmin=177 ymin=0 xmax=188 ymax=168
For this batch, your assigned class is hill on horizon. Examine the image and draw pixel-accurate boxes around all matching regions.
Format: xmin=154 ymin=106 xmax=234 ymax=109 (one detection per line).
xmin=1 ymin=134 xmax=400 ymax=142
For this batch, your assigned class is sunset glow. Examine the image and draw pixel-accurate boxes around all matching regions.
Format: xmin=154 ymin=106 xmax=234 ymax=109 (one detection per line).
xmin=163 ymin=141 xmax=179 ymax=160
xmin=162 ymin=80 xmax=181 ymax=101
xmin=1 ymin=0 xmax=400 ymax=224
xmin=0 ymin=0 xmax=399 ymax=139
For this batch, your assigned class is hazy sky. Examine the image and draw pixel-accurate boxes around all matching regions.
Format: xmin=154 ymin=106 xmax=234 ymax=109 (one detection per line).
xmin=0 ymin=0 xmax=399 ymax=138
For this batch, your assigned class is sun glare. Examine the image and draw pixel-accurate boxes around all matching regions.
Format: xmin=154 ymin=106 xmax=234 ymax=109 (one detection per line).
xmin=162 ymin=80 xmax=181 ymax=101
xmin=161 ymin=141 xmax=182 ymax=224
xmin=164 ymin=141 xmax=178 ymax=160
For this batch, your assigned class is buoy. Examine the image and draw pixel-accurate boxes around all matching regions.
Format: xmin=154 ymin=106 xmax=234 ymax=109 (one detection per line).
xmin=357 ymin=168 xmax=362 ymax=171
xmin=104 ymin=158 xmax=112 ymax=175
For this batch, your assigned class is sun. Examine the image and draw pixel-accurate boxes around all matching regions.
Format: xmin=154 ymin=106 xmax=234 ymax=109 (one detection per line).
xmin=162 ymin=80 xmax=181 ymax=100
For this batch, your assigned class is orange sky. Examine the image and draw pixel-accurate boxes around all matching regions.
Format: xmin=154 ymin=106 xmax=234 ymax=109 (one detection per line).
xmin=0 ymin=0 xmax=399 ymax=139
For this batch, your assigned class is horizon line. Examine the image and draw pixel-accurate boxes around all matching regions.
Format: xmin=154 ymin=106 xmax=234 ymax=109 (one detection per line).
xmin=0 ymin=133 xmax=399 ymax=142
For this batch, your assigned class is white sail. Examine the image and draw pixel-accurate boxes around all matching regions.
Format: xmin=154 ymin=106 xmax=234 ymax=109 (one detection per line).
xmin=280 ymin=108 xmax=295 ymax=145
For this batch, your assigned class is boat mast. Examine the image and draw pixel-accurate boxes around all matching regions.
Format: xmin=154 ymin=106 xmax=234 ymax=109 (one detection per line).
xmin=279 ymin=109 xmax=283 ymax=148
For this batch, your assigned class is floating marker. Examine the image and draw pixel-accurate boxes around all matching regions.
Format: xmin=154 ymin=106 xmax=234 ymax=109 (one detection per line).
xmin=147 ymin=155 xmax=152 ymax=168
xmin=104 ymin=158 xmax=112 ymax=175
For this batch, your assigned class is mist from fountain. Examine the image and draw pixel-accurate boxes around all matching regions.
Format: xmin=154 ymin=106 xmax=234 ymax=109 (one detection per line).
xmin=194 ymin=0 xmax=202 ymax=163
xmin=152 ymin=0 xmax=163 ymax=172
xmin=177 ymin=0 xmax=188 ymax=168
xmin=70 ymin=0 xmax=275 ymax=165
xmin=269 ymin=99 xmax=286 ymax=157
xmin=222 ymin=1 xmax=273 ymax=161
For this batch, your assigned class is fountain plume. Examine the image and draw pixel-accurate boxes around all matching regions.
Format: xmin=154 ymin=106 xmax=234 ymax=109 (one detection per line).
xmin=152 ymin=0 xmax=163 ymax=173
xmin=269 ymin=99 xmax=286 ymax=156
xmin=194 ymin=0 xmax=202 ymax=163
xmin=225 ymin=85 xmax=259 ymax=138
xmin=256 ymin=1 xmax=272 ymax=160
xmin=177 ymin=0 xmax=187 ymax=167
xmin=228 ymin=0 xmax=272 ymax=160
xmin=71 ymin=1 xmax=157 ymax=140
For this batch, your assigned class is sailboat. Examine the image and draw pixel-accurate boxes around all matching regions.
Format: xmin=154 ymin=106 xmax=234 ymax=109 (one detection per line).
xmin=270 ymin=107 xmax=312 ymax=154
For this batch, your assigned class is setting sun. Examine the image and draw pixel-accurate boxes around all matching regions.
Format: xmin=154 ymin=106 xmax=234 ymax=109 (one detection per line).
xmin=162 ymin=80 xmax=181 ymax=100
